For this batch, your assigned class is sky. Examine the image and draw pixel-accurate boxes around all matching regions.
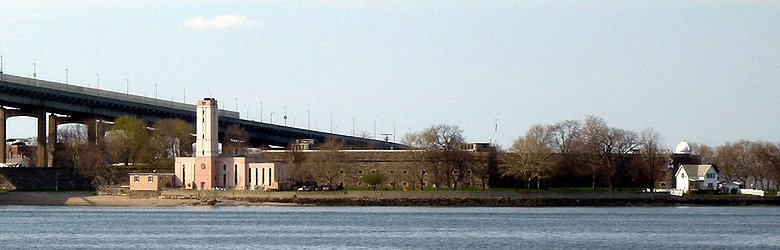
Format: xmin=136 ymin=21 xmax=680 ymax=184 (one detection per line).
xmin=1 ymin=0 xmax=778 ymax=150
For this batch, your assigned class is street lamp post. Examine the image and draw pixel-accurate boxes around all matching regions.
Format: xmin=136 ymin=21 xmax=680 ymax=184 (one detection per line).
xmin=329 ymin=114 xmax=333 ymax=133
xmin=283 ymin=106 xmax=287 ymax=126
xmin=126 ymin=78 xmax=129 ymax=94
xmin=352 ymin=117 xmax=355 ymax=136
xmin=65 ymin=68 xmax=68 ymax=84
xmin=153 ymin=83 xmax=158 ymax=99
xmin=270 ymin=112 xmax=275 ymax=124
xmin=33 ymin=63 xmax=36 ymax=78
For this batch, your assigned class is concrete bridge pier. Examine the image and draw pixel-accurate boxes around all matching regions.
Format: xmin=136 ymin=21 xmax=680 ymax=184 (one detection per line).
xmin=48 ymin=114 xmax=57 ymax=167
xmin=0 ymin=107 xmax=5 ymax=164
xmin=35 ymin=109 xmax=47 ymax=168
xmin=85 ymin=118 xmax=104 ymax=146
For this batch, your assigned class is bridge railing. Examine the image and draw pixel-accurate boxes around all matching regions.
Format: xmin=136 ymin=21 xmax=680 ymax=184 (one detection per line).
xmin=1 ymin=74 xmax=238 ymax=118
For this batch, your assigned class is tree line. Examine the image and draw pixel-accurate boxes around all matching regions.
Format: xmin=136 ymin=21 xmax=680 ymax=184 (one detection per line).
xmin=402 ymin=116 xmax=780 ymax=192
xmin=55 ymin=115 xmax=253 ymax=187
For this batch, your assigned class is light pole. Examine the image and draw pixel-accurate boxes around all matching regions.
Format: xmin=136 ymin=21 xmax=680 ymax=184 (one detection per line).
xmin=329 ymin=113 xmax=333 ymax=133
xmin=260 ymin=101 xmax=263 ymax=122
xmin=235 ymin=97 xmax=238 ymax=112
xmin=126 ymin=78 xmax=129 ymax=94
xmin=182 ymin=88 xmax=186 ymax=103
xmin=96 ymin=73 xmax=100 ymax=90
xmin=352 ymin=117 xmax=355 ymax=136
xmin=270 ymin=112 xmax=275 ymax=124
xmin=0 ymin=55 xmax=3 ymax=74
xmin=153 ymin=83 xmax=158 ymax=99
xmin=33 ymin=62 xmax=36 ymax=78
xmin=307 ymin=110 xmax=310 ymax=129
xmin=65 ymin=68 xmax=68 ymax=84
xmin=283 ymin=105 xmax=287 ymax=126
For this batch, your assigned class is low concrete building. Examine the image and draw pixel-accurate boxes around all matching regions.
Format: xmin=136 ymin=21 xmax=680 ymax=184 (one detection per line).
xmin=675 ymin=164 xmax=719 ymax=194
xmin=129 ymin=173 xmax=175 ymax=191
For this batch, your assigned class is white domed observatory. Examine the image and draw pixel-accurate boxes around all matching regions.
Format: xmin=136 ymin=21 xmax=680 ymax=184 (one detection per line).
xmin=674 ymin=141 xmax=692 ymax=155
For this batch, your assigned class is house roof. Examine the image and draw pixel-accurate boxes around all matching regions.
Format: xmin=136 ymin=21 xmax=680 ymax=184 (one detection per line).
xmin=677 ymin=164 xmax=715 ymax=179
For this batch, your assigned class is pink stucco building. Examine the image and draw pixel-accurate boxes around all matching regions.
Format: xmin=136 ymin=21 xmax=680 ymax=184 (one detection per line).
xmin=173 ymin=98 xmax=284 ymax=190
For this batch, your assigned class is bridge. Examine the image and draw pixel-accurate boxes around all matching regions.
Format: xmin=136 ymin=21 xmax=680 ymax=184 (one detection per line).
xmin=0 ymin=73 xmax=403 ymax=167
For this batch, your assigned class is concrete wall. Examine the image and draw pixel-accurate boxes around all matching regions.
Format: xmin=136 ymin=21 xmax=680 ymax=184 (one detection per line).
xmin=0 ymin=167 xmax=91 ymax=191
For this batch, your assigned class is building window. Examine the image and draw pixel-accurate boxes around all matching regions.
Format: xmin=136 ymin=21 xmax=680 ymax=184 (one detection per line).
xmin=708 ymin=183 xmax=713 ymax=188
xmin=148 ymin=175 xmax=154 ymax=182
xmin=134 ymin=175 xmax=139 ymax=183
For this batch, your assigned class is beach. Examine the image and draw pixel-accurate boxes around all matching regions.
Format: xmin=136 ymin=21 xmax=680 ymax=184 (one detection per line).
xmin=0 ymin=192 xmax=183 ymax=206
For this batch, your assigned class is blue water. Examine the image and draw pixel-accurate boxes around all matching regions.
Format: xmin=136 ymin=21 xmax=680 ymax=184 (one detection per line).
xmin=0 ymin=206 xmax=778 ymax=249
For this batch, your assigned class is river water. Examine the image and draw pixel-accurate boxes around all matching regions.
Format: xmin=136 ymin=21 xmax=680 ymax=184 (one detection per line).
xmin=0 ymin=206 xmax=778 ymax=249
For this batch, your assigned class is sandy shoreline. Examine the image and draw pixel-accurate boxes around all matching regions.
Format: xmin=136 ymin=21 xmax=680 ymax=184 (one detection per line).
xmin=0 ymin=192 xmax=184 ymax=206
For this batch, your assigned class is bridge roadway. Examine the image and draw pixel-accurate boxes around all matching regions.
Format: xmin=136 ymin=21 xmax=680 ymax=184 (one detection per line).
xmin=0 ymin=73 xmax=402 ymax=167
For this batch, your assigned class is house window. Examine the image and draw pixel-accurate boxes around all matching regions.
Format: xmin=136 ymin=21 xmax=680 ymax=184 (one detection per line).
xmin=148 ymin=175 xmax=154 ymax=182
xmin=708 ymin=183 xmax=713 ymax=188
xmin=134 ymin=175 xmax=140 ymax=183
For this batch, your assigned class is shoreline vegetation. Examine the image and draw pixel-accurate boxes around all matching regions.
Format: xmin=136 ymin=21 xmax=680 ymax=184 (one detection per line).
xmin=0 ymin=190 xmax=778 ymax=207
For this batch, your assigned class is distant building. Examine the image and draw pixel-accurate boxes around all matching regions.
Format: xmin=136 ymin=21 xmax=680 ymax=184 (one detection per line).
xmin=173 ymin=98 xmax=284 ymax=190
xmin=129 ymin=173 xmax=175 ymax=191
xmin=675 ymin=164 xmax=720 ymax=194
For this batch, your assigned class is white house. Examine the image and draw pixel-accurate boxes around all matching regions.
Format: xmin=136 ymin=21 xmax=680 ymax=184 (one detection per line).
xmin=675 ymin=164 xmax=719 ymax=194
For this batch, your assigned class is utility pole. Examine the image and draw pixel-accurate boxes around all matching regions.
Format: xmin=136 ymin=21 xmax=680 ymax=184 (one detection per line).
xmin=270 ymin=112 xmax=275 ymax=124
xmin=153 ymin=83 xmax=158 ymax=99
xmin=33 ymin=62 xmax=36 ymax=78
xmin=126 ymin=78 xmax=129 ymax=94
xmin=283 ymin=105 xmax=287 ymax=126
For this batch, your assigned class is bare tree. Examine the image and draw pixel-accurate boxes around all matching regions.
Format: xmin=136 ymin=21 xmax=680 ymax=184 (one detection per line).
xmin=715 ymin=140 xmax=752 ymax=186
xmin=402 ymin=124 xmax=468 ymax=190
xmin=640 ymin=128 xmax=664 ymax=191
xmin=583 ymin=116 xmax=638 ymax=192
xmin=697 ymin=144 xmax=716 ymax=164
xmin=57 ymin=125 xmax=115 ymax=187
xmin=152 ymin=118 xmax=193 ymax=158
xmin=305 ymin=138 xmax=345 ymax=186
xmin=222 ymin=124 xmax=248 ymax=156
xmin=499 ymin=124 xmax=556 ymax=191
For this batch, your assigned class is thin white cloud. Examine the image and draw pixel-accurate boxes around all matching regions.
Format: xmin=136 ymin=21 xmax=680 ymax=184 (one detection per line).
xmin=180 ymin=15 xmax=265 ymax=30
